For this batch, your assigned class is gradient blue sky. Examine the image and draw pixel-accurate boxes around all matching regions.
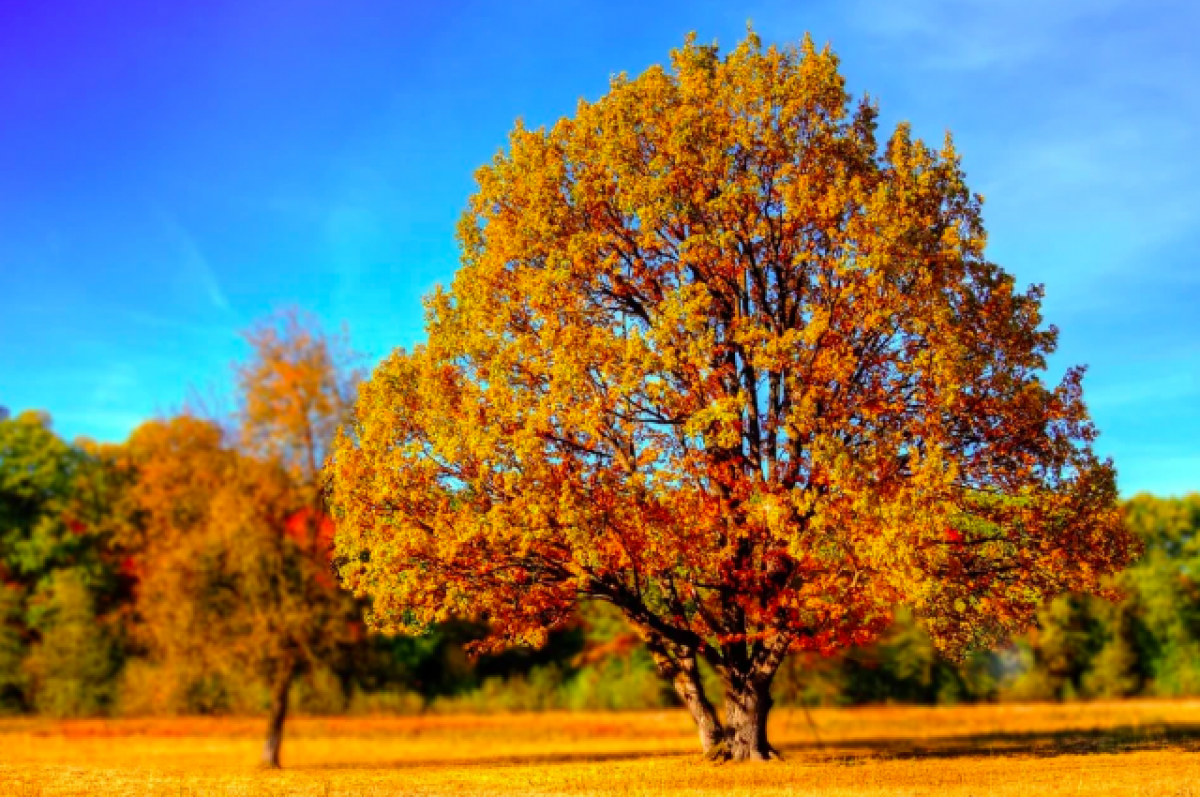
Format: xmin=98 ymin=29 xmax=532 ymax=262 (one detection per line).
xmin=1 ymin=0 xmax=1197 ymax=495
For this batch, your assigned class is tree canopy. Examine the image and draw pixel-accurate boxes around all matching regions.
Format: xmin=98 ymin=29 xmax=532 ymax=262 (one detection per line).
xmin=328 ymin=32 xmax=1135 ymax=761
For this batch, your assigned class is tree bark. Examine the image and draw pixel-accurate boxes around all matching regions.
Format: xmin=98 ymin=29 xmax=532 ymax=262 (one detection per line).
xmin=643 ymin=635 xmax=724 ymax=756
xmin=261 ymin=661 xmax=296 ymax=768
xmin=671 ymin=652 xmax=725 ymax=755
xmin=722 ymin=674 xmax=776 ymax=761
xmin=720 ymin=634 xmax=791 ymax=762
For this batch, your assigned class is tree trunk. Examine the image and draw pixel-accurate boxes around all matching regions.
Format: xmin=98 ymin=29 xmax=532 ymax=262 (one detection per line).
xmin=642 ymin=636 xmax=724 ymax=756
xmin=671 ymin=653 xmax=725 ymax=755
xmin=722 ymin=675 xmax=776 ymax=761
xmin=261 ymin=662 xmax=295 ymax=768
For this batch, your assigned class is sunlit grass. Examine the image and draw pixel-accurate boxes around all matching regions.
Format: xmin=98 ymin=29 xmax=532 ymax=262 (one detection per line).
xmin=4 ymin=701 xmax=1200 ymax=795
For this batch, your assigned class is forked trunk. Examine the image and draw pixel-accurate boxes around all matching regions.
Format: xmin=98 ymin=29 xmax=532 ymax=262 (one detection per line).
xmin=261 ymin=663 xmax=295 ymax=768
xmin=636 ymin=624 xmax=788 ymax=760
xmin=722 ymin=676 xmax=776 ymax=761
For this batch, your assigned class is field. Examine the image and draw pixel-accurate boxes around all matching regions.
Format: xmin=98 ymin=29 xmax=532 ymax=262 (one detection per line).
xmin=3 ymin=701 xmax=1200 ymax=796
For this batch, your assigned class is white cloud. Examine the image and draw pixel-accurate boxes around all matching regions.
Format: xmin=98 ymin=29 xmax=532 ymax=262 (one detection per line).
xmin=158 ymin=212 xmax=232 ymax=313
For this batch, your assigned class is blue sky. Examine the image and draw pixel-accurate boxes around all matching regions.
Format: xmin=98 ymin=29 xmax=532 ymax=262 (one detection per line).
xmin=0 ymin=0 xmax=1197 ymax=495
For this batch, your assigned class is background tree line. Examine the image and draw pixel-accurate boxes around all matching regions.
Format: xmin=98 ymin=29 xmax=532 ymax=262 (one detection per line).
xmin=0 ymin=315 xmax=1195 ymax=724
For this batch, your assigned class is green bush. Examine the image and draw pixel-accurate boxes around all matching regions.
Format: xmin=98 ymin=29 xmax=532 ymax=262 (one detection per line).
xmin=25 ymin=569 xmax=117 ymax=717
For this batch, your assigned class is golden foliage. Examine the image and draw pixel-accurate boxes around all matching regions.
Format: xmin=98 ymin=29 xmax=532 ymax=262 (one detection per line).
xmin=327 ymin=32 xmax=1137 ymax=757
xmin=237 ymin=307 xmax=362 ymax=493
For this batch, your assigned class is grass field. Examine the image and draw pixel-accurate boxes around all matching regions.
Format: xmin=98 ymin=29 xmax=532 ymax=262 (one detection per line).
xmin=3 ymin=701 xmax=1200 ymax=795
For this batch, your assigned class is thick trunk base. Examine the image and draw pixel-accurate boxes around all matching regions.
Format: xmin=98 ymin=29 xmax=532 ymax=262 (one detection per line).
xmin=639 ymin=629 xmax=789 ymax=762
xmin=716 ymin=681 xmax=779 ymax=762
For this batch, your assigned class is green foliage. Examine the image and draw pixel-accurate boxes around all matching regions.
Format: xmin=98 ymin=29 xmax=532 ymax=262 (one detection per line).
xmin=1082 ymin=624 xmax=1142 ymax=698
xmin=1003 ymin=595 xmax=1103 ymax=700
xmin=24 ymin=569 xmax=118 ymax=717
xmin=562 ymin=602 xmax=673 ymax=711
xmin=0 ymin=584 xmax=27 ymax=712
xmin=0 ymin=412 xmax=127 ymax=715
xmin=1119 ymin=494 xmax=1200 ymax=695
xmin=563 ymin=649 xmax=673 ymax=711
xmin=0 ymin=410 xmax=80 ymax=580
xmin=771 ymin=609 xmax=1000 ymax=708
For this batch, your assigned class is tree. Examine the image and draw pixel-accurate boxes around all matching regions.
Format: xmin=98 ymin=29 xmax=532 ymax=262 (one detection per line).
xmin=1004 ymin=594 xmax=1105 ymax=701
xmin=0 ymin=409 xmax=78 ymax=710
xmin=0 ymin=411 xmax=79 ymax=583
xmin=234 ymin=308 xmax=362 ymax=767
xmin=1113 ymin=494 xmax=1200 ymax=695
xmin=0 ymin=411 xmax=128 ymax=714
xmin=327 ymin=33 xmax=1137 ymax=760
xmin=124 ymin=310 xmax=361 ymax=767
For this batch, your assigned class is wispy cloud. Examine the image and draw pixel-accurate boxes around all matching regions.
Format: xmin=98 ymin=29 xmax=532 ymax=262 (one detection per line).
xmin=158 ymin=212 xmax=232 ymax=313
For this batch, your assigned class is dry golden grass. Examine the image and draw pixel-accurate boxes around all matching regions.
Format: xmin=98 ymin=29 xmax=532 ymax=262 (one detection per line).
xmin=3 ymin=701 xmax=1200 ymax=795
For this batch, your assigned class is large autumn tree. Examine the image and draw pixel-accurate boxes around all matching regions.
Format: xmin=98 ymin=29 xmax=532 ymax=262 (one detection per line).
xmin=327 ymin=34 xmax=1137 ymax=760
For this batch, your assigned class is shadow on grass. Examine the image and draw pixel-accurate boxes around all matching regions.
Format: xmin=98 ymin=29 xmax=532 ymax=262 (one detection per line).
xmin=304 ymin=722 xmax=1200 ymax=771
xmin=775 ymin=722 xmax=1200 ymax=762
xmin=306 ymin=748 xmax=697 ymax=771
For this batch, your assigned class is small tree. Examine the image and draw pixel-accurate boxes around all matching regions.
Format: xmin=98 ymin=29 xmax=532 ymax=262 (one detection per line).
xmin=125 ymin=310 xmax=361 ymax=767
xmin=234 ymin=308 xmax=362 ymax=767
xmin=327 ymin=34 xmax=1136 ymax=760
